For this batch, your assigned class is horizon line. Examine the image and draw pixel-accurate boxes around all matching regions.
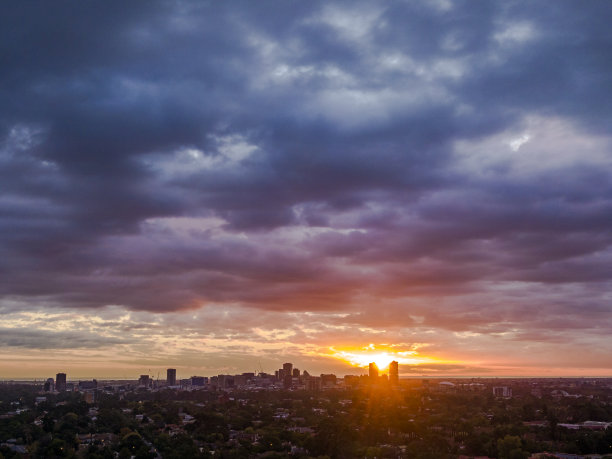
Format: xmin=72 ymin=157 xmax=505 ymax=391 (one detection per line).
xmin=3 ymin=374 xmax=612 ymax=382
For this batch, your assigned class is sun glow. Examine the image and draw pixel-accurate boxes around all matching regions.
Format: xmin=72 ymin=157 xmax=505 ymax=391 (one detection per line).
xmin=330 ymin=344 xmax=441 ymax=371
xmin=340 ymin=351 xmax=397 ymax=370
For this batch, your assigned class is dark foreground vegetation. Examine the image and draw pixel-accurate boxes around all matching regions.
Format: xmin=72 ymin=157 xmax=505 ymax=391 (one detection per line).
xmin=1 ymin=378 xmax=612 ymax=458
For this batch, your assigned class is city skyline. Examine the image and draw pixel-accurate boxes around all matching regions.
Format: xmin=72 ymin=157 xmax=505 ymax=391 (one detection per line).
xmin=2 ymin=360 xmax=403 ymax=382
xmin=2 ymin=2 xmax=612 ymax=379
xmin=3 ymin=360 xmax=418 ymax=385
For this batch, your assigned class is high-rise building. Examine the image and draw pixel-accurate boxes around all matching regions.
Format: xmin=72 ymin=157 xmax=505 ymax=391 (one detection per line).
xmin=44 ymin=378 xmax=54 ymax=392
xmin=167 ymin=368 xmax=177 ymax=386
xmin=138 ymin=375 xmax=150 ymax=387
xmin=320 ymin=374 xmax=337 ymax=387
xmin=292 ymin=368 xmax=300 ymax=378
xmin=283 ymin=362 xmax=293 ymax=376
xmin=56 ymin=373 xmax=67 ymax=392
xmin=389 ymin=361 xmax=399 ymax=386
xmin=217 ymin=375 xmax=233 ymax=388
xmin=368 ymin=362 xmax=379 ymax=380
xmin=305 ymin=376 xmax=321 ymax=391
xmin=191 ymin=376 xmax=207 ymax=386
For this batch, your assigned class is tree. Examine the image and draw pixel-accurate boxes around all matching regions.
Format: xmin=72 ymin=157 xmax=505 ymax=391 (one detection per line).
xmin=309 ymin=418 xmax=357 ymax=458
xmin=42 ymin=414 xmax=54 ymax=433
xmin=120 ymin=431 xmax=145 ymax=455
xmin=497 ymin=435 xmax=528 ymax=459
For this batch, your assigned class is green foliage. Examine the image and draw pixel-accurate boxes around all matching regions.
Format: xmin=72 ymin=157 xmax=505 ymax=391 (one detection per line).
xmin=497 ymin=434 xmax=529 ymax=459
xmin=308 ymin=417 xmax=357 ymax=458
xmin=2 ymin=381 xmax=612 ymax=458
xmin=96 ymin=408 xmax=130 ymax=433
xmin=120 ymin=431 xmax=145 ymax=453
xmin=33 ymin=436 xmax=76 ymax=459
xmin=155 ymin=432 xmax=203 ymax=459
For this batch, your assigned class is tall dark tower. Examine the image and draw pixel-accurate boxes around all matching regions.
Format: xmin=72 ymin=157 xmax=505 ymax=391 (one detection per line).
xmin=56 ymin=372 xmax=67 ymax=391
xmin=389 ymin=361 xmax=399 ymax=386
xmin=167 ymin=368 xmax=177 ymax=386
xmin=368 ymin=362 xmax=379 ymax=380
xmin=283 ymin=362 xmax=293 ymax=376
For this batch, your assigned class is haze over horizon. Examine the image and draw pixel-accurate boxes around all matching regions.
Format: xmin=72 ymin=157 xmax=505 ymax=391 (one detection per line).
xmin=2 ymin=1 xmax=612 ymax=379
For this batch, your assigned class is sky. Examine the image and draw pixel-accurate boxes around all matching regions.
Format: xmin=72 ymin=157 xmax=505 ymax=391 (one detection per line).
xmin=1 ymin=0 xmax=612 ymax=379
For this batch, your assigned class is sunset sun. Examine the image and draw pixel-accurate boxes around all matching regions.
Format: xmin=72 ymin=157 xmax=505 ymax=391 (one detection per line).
xmin=329 ymin=344 xmax=442 ymax=372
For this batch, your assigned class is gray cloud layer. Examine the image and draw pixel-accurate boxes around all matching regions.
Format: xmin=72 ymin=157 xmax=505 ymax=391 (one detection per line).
xmin=1 ymin=1 xmax=612 ymax=350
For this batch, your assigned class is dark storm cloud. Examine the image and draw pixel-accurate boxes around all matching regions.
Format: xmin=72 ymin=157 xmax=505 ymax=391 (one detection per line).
xmin=1 ymin=0 xmax=612 ymax=344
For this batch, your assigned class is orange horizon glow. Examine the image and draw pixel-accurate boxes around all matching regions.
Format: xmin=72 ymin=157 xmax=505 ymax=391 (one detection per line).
xmin=326 ymin=343 xmax=456 ymax=372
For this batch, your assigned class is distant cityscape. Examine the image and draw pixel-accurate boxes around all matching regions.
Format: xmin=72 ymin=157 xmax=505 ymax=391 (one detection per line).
xmin=26 ymin=360 xmax=402 ymax=399
xmin=1 ymin=360 xmax=612 ymax=458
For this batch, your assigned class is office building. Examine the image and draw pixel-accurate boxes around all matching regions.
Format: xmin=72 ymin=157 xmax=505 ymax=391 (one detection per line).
xmin=217 ymin=375 xmax=234 ymax=388
xmin=320 ymin=374 xmax=337 ymax=388
xmin=56 ymin=373 xmax=67 ymax=392
xmin=44 ymin=378 xmax=54 ymax=392
xmin=78 ymin=379 xmax=97 ymax=390
xmin=305 ymin=376 xmax=321 ymax=391
xmin=138 ymin=375 xmax=150 ymax=387
xmin=389 ymin=361 xmax=399 ymax=386
xmin=283 ymin=362 xmax=293 ymax=376
xmin=191 ymin=376 xmax=207 ymax=386
xmin=493 ymin=386 xmax=512 ymax=398
xmin=167 ymin=368 xmax=177 ymax=386
xmin=233 ymin=374 xmax=247 ymax=387
xmin=368 ymin=362 xmax=378 ymax=380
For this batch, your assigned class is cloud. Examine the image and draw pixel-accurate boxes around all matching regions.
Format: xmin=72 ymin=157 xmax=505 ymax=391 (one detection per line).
xmin=1 ymin=0 xmax=612 ymax=375
xmin=0 ymin=327 xmax=128 ymax=350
